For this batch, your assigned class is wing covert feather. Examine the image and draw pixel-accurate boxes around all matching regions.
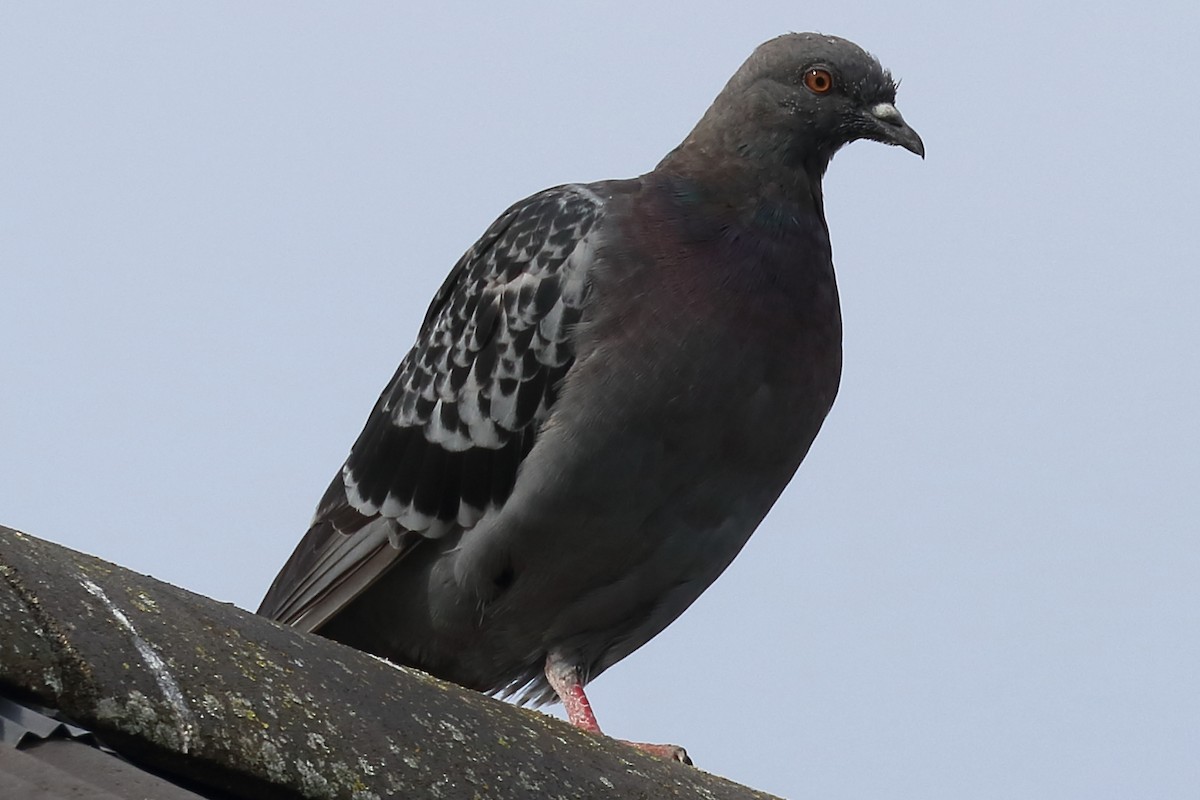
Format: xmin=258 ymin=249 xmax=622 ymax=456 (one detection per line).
xmin=258 ymin=183 xmax=609 ymax=626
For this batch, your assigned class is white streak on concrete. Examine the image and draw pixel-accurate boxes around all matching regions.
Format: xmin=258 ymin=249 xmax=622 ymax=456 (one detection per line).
xmin=81 ymin=578 xmax=195 ymax=753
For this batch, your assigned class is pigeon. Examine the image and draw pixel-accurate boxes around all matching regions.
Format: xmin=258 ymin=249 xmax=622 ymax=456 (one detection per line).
xmin=259 ymin=32 xmax=922 ymax=763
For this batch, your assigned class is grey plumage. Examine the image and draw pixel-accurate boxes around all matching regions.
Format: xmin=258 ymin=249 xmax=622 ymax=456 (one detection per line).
xmin=260 ymin=32 xmax=922 ymax=725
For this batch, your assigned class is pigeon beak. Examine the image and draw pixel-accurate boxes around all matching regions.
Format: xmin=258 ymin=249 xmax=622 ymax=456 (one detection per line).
xmin=866 ymin=102 xmax=925 ymax=158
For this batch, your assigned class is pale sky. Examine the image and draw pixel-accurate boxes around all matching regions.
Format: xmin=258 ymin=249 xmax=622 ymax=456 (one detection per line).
xmin=2 ymin=3 xmax=1197 ymax=798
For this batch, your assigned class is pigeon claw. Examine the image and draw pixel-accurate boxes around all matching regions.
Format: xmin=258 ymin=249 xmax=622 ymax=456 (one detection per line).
xmin=620 ymin=740 xmax=693 ymax=765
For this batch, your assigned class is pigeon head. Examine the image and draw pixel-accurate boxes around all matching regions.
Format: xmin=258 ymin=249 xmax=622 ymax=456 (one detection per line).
xmin=666 ymin=33 xmax=923 ymax=181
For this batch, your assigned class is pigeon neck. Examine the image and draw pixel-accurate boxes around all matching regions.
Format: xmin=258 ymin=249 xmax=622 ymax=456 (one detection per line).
xmin=655 ymin=136 xmax=829 ymax=232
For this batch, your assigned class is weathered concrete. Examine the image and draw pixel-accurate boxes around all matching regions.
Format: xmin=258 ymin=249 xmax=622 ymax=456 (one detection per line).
xmin=0 ymin=526 xmax=781 ymax=800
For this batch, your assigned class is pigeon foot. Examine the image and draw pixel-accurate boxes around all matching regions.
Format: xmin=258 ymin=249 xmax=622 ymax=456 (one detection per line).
xmin=545 ymin=652 xmax=692 ymax=765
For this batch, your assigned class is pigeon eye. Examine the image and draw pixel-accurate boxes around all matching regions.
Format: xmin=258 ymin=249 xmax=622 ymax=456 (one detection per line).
xmin=803 ymin=68 xmax=834 ymax=94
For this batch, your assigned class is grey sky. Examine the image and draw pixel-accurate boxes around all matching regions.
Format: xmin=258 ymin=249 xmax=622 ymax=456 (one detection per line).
xmin=2 ymin=3 xmax=1197 ymax=798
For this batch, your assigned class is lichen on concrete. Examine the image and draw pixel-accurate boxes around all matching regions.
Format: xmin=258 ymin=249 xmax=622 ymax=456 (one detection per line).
xmin=0 ymin=524 xmax=781 ymax=800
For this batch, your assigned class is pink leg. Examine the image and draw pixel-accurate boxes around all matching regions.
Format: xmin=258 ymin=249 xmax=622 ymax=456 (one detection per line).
xmin=544 ymin=653 xmax=692 ymax=765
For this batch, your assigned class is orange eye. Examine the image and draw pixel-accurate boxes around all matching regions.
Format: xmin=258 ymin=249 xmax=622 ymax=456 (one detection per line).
xmin=803 ymin=68 xmax=834 ymax=94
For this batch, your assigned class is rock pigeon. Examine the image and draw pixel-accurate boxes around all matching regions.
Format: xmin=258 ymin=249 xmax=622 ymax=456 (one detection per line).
xmin=259 ymin=32 xmax=922 ymax=763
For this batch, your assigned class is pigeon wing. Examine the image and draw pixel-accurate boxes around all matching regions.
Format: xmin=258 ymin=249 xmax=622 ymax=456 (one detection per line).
xmin=258 ymin=183 xmax=608 ymax=629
